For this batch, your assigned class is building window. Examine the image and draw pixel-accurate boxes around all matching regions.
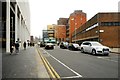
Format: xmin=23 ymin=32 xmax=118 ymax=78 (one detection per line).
xmin=101 ymin=22 xmax=120 ymax=26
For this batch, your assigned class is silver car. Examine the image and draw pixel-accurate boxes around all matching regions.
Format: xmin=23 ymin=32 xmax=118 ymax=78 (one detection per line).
xmin=80 ymin=41 xmax=110 ymax=56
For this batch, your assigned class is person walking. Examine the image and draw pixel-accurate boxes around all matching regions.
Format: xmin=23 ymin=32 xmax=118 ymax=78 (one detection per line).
xmin=23 ymin=41 xmax=26 ymax=50
xmin=15 ymin=41 xmax=19 ymax=54
xmin=10 ymin=42 xmax=14 ymax=55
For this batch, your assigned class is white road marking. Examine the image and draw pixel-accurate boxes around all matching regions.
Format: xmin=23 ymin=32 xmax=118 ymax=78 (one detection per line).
xmin=61 ymin=76 xmax=81 ymax=79
xmin=43 ymin=50 xmax=82 ymax=78
xmin=97 ymin=57 xmax=118 ymax=63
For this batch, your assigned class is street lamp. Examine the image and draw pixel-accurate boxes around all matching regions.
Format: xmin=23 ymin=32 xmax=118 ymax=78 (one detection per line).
xmin=71 ymin=18 xmax=77 ymax=43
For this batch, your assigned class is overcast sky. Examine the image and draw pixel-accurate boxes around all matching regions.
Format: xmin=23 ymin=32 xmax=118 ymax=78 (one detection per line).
xmin=29 ymin=0 xmax=119 ymax=38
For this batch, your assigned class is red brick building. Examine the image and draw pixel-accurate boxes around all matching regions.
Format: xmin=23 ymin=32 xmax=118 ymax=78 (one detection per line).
xmin=67 ymin=10 xmax=87 ymax=43
xmin=72 ymin=12 xmax=120 ymax=52
xmin=55 ymin=25 xmax=66 ymax=42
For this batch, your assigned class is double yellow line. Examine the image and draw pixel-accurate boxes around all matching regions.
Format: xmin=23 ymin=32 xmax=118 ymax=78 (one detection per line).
xmin=36 ymin=47 xmax=61 ymax=80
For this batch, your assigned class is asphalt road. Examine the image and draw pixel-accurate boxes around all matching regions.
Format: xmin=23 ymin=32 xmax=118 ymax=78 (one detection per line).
xmin=39 ymin=46 xmax=118 ymax=79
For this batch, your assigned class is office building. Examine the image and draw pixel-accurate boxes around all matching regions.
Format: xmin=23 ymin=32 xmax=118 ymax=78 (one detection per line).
xmin=1 ymin=0 xmax=30 ymax=52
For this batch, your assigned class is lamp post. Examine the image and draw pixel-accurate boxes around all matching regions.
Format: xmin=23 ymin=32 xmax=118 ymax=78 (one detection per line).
xmin=71 ymin=18 xmax=77 ymax=43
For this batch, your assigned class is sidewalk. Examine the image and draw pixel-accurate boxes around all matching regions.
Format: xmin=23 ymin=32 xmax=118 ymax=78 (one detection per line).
xmin=2 ymin=46 xmax=50 ymax=79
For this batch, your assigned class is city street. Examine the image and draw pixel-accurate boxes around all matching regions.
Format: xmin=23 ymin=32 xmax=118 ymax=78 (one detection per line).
xmin=38 ymin=46 xmax=118 ymax=79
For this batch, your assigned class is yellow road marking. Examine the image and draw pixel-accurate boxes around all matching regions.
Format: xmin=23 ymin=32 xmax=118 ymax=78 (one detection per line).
xmin=36 ymin=47 xmax=61 ymax=79
xmin=44 ymin=57 xmax=61 ymax=79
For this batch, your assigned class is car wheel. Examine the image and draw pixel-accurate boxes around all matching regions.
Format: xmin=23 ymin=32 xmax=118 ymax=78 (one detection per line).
xmin=81 ymin=48 xmax=84 ymax=53
xmin=92 ymin=49 xmax=96 ymax=55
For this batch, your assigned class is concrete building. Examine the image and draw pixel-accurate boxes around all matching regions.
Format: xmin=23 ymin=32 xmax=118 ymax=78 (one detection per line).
xmin=47 ymin=24 xmax=55 ymax=30
xmin=42 ymin=30 xmax=55 ymax=43
xmin=55 ymin=25 xmax=66 ymax=42
xmin=1 ymin=0 xmax=30 ymax=52
xmin=67 ymin=10 xmax=87 ymax=43
xmin=57 ymin=18 xmax=68 ymax=25
xmin=72 ymin=12 xmax=120 ymax=53
xmin=47 ymin=24 xmax=55 ymax=39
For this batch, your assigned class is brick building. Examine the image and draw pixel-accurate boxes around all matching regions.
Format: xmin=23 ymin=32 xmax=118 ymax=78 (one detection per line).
xmin=55 ymin=25 xmax=66 ymax=42
xmin=72 ymin=12 xmax=120 ymax=52
xmin=67 ymin=10 xmax=87 ymax=43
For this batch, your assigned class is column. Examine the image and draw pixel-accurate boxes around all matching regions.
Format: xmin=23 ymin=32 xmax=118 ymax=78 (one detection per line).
xmin=19 ymin=14 xmax=22 ymax=48
xmin=6 ymin=0 xmax=10 ymax=53
xmin=19 ymin=14 xmax=21 ymax=42
xmin=15 ymin=3 xmax=18 ymax=42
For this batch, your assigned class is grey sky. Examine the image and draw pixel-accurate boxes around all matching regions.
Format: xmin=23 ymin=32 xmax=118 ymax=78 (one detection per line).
xmin=29 ymin=0 xmax=119 ymax=38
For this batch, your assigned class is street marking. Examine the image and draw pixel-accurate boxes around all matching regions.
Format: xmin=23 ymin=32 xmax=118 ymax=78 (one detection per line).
xmin=36 ymin=48 xmax=56 ymax=78
xmin=61 ymin=76 xmax=81 ymax=79
xmin=43 ymin=50 xmax=83 ymax=78
xmin=97 ymin=57 xmax=118 ymax=63
xmin=44 ymin=57 xmax=61 ymax=79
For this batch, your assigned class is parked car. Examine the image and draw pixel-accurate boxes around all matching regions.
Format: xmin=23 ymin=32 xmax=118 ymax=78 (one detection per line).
xmin=45 ymin=43 xmax=54 ymax=49
xmin=68 ymin=43 xmax=80 ymax=51
xmin=40 ymin=42 xmax=45 ymax=47
xmin=59 ymin=42 xmax=69 ymax=49
xmin=80 ymin=41 xmax=110 ymax=56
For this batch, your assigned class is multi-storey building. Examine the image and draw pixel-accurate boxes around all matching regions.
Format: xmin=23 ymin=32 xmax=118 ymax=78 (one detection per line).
xmin=67 ymin=10 xmax=87 ymax=43
xmin=72 ymin=12 xmax=120 ymax=53
xmin=42 ymin=30 xmax=55 ymax=43
xmin=55 ymin=25 xmax=66 ymax=42
xmin=1 ymin=0 xmax=30 ymax=52
xmin=57 ymin=18 xmax=68 ymax=25
xmin=47 ymin=24 xmax=55 ymax=39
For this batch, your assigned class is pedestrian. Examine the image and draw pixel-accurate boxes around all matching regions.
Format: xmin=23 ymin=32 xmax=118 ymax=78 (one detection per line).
xmin=23 ymin=41 xmax=26 ymax=50
xmin=10 ymin=42 xmax=14 ymax=55
xmin=28 ymin=42 xmax=30 ymax=46
xmin=15 ymin=41 xmax=19 ymax=53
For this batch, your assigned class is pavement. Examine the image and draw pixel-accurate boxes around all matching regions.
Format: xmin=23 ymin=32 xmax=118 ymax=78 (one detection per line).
xmin=2 ymin=46 xmax=50 ymax=79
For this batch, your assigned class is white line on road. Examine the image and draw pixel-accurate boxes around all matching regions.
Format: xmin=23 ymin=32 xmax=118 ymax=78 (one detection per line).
xmin=97 ymin=57 xmax=118 ymax=63
xmin=43 ymin=49 xmax=83 ymax=78
xmin=61 ymin=75 xmax=81 ymax=79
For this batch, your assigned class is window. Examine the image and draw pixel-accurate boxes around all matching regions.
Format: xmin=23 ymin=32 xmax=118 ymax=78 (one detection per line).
xmin=83 ymin=42 xmax=90 ymax=45
xmin=101 ymin=22 xmax=120 ymax=26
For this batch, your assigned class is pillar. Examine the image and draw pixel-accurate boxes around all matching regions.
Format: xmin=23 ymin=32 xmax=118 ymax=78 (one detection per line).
xmin=15 ymin=3 xmax=18 ymax=42
xmin=6 ymin=0 xmax=10 ymax=53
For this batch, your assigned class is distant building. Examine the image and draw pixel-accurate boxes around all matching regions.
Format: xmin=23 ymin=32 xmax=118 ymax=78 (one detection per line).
xmin=42 ymin=30 xmax=56 ymax=43
xmin=1 ymin=0 xmax=30 ymax=52
xmin=30 ymin=36 xmax=34 ymax=43
xmin=47 ymin=24 xmax=55 ymax=30
xmin=47 ymin=24 xmax=55 ymax=38
xmin=57 ymin=18 xmax=68 ymax=25
xmin=67 ymin=10 xmax=87 ymax=43
xmin=55 ymin=25 xmax=66 ymax=42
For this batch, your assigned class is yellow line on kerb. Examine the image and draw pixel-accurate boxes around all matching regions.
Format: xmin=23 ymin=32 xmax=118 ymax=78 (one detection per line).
xmin=36 ymin=47 xmax=61 ymax=80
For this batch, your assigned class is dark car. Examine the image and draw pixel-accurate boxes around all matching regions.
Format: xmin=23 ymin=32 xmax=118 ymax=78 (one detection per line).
xmin=40 ymin=42 xmax=45 ymax=47
xmin=68 ymin=43 xmax=80 ymax=51
xmin=45 ymin=43 xmax=54 ymax=49
xmin=59 ymin=42 xmax=68 ymax=49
